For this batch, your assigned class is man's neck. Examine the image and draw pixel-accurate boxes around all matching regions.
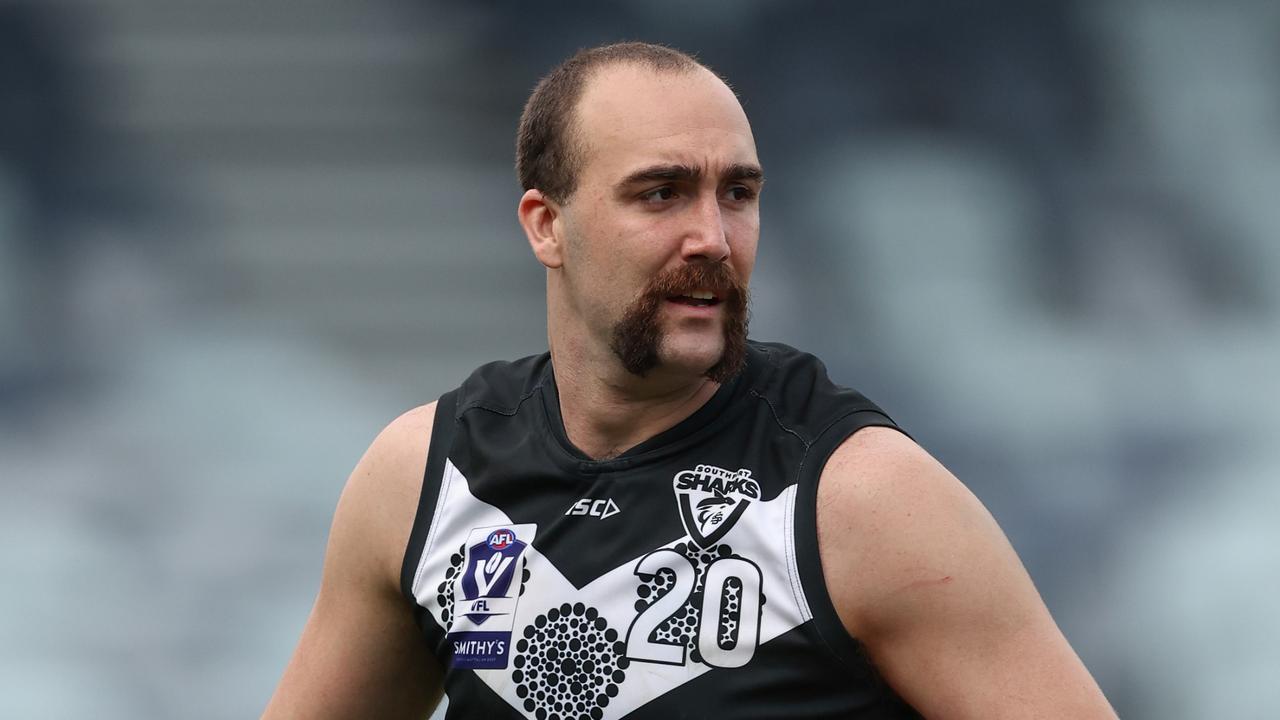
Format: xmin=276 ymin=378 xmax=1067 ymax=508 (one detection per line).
xmin=551 ymin=348 xmax=722 ymax=461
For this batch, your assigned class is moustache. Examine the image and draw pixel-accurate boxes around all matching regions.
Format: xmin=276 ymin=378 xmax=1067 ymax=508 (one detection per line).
xmin=610 ymin=261 xmax=750 ymax=383
xmin=643 ymin=262 xmax=747 ymax=310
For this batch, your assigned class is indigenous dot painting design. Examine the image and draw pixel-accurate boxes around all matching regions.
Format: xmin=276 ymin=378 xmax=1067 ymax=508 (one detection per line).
xmin=436 ymin=543 xmax=530 ymax=630
xmin=634 ymin=542 xmax=763 ymax=664
xmin=717 ymin=576 xmax=744 ymax=650
xmin=512 ymin=602 xmax=628 ymax=720
xmin=435 ymin=545 xmax=466 ymax=629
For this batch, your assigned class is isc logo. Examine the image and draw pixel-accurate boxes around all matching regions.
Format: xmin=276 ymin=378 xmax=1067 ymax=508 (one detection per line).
xmin=564 ymin=498 xmax=621 ymax=519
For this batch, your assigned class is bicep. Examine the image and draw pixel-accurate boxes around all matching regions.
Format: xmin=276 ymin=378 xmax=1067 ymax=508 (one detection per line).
xmin=266 ymin=560 xmax=441 ymax=719
xmin=263 ymin=405 xmax=442 ymax=720
xmin=819 ymin=428 xmax=1115 ymax=720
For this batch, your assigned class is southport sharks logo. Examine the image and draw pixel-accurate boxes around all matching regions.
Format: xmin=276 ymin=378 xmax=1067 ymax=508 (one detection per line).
xmin=672 ymin=464 xmax=760 ymax=547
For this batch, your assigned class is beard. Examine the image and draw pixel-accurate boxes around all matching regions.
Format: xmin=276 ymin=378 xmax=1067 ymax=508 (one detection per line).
xmin=609 ymin=262 xmax=750 ymax=384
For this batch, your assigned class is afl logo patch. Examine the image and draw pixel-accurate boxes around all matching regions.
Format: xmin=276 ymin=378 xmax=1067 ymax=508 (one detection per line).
xmin=448 ymin=523 xmax=537 ymax=671
xmin=486 ymin=529 xmax=515 ymax=551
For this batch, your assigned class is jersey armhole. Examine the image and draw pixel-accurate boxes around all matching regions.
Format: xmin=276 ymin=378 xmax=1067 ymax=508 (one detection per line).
xmin=793 ymin=409 xmax=907 ymax=674
xmin=400 ymin=389 xmax=460 ymax=605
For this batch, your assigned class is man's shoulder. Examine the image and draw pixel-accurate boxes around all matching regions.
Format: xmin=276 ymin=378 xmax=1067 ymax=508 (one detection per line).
xmin=820 ymin=424 xmax=930 ymax=490
xmin=745 ymin=340 xmax=898 ymax=444
xmin=370 ymin=402 xmax=438 ymax=455
xmin=319 ymin=402 xmax=441 ymax=598
xmin=815 ymin=424 xmax=972 ymax=627
xmin=814 ymin=424 xmax=1118 ymax=718
xmin=349 ymin=403 xmax=439 ymax=505
xmin=814 ymin=417 xmax=934 ymax=560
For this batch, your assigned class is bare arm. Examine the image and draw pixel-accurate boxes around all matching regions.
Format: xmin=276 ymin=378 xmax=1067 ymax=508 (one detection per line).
xmin=263 ymin=404 xmax=443 ymax=719
xmin=818 ymin=427 xmax=1116 ymax=719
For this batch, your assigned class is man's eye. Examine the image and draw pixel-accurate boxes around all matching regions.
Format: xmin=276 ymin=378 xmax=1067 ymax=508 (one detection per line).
xmin=641 ymin=186 xmax=676 ymax=203
xmin=725 ymin=185 xmax=756 ymax=202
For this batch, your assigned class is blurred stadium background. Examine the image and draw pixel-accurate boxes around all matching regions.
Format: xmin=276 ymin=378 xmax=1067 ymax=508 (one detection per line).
xmin=2 ymin=1 xmax=1278 ymax=718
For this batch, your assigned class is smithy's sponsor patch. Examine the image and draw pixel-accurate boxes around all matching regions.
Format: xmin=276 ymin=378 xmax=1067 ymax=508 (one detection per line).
xmin=447 ymin=523 xmax=536 ymax=669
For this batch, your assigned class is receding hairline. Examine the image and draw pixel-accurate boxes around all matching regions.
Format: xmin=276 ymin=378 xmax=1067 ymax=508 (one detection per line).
xmin=578 ymin=58 xmax=727 ymax=103
xmin=562 ymin=62 xmax=742 ymax=197
xmin=515 ymin=42 xmax=739 ymax=204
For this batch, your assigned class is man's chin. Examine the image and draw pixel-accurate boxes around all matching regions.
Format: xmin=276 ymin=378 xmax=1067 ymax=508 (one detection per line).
xmin=655 ymin=340 xmax=726 ymax=378
xmin=654 ymin=317 xmax=748 ymax=383
xmin=610 ymin=290 xmax=749 ymax=382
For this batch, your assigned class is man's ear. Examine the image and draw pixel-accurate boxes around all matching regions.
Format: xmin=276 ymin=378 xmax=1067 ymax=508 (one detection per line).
xmin=518 ymin=189 xmax=565 ymax=269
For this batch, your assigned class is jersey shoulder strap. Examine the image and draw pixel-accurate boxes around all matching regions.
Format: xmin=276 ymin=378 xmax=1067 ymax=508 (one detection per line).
xmin=400 ymin=389 xmax=461 ymax=604
xmin=749 ymin=342 xmax=912 ymax=676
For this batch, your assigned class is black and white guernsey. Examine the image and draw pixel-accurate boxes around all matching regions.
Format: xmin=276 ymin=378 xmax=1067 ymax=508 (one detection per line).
xmin=402 ymin=341 xmax=922 ymax=719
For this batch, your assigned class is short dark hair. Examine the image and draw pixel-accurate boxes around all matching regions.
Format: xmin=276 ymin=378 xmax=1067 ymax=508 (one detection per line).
xmin=515 ymin=42 xmax=708 ymax=204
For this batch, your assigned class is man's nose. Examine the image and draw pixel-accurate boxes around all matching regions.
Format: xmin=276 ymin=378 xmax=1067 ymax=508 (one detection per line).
xmin=680 ymin=195 xmax=731 ymax=263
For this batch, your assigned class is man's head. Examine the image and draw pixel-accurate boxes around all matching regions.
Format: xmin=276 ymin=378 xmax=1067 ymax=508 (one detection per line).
xmin=516 ymin=43 xmax=708 ymax=206
xmin=516 ymin=43 xmax=762 ymax=384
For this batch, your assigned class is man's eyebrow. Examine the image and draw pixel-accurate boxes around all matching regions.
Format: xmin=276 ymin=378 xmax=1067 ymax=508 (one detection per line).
xmin=617 ymin=164 xmax=703 ymax=187
xmin=725 ymin=163 xmax=765 ymax=184
xmin=616 ymin=162 xmax=765 ymax=187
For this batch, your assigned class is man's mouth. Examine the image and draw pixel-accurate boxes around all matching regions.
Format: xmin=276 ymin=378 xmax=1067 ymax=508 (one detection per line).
xmin=667 ymin=290 xmax=721 ymax=307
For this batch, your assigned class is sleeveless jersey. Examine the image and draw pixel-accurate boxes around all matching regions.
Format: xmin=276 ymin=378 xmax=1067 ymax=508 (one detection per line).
xmin=401 ymin=341 xmax=922 ymax=719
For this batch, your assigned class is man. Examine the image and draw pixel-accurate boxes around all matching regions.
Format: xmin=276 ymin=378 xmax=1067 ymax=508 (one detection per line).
xmin=264 ymin=43 xmax=1116 ymax=719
